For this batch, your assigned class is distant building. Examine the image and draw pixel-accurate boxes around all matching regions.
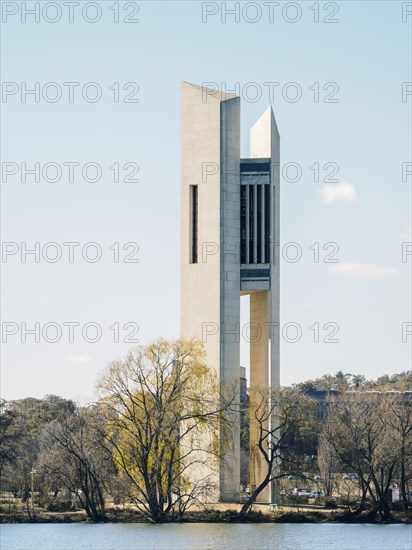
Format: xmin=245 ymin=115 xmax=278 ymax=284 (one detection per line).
xmin=305 ymin=389 xmax=340 ymax=420
xmin=305 ymin=389 xmax=412 ymax=420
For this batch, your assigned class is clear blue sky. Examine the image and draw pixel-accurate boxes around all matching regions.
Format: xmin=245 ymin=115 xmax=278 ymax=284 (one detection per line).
xmin=1 ymin=1 xmax=411 ymax=402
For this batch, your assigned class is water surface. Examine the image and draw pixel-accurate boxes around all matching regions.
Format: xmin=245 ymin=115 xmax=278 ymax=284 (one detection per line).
xmin=1 ymin=523 xmax=411 ymax=550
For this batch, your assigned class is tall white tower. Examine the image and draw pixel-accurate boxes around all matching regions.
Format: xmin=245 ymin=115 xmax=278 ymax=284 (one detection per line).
xmin=180 ymin=82 xmax=280 ymax=502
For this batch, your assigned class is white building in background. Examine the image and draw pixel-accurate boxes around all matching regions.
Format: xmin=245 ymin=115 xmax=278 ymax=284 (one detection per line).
xmin=180 ymin=82 xmax=280 ymax=503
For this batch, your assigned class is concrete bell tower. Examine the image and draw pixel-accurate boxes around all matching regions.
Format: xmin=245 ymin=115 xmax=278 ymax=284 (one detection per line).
xmin=180 ymin=82 xmax=280 ymax=503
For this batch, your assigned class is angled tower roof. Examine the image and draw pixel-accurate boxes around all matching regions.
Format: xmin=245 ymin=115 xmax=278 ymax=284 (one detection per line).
xmin=249 ymin=106 xmax=280 ymax=159
xmin=181 ymin=81 xmax=239 ymax=103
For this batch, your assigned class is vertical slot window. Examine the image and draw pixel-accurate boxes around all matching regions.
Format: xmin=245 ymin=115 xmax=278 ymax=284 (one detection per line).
xmin=190 ymin=185 xmax=198 ymax=264
xmin=240 ymin=186 xmax=247 ymax=264
xmin=257 ymin=185 xmax=262 ymax=264
xmin=265 ymin=185 xmax=270 ymax=262
xmin=249 ymin=186 xmax=254 ymax=263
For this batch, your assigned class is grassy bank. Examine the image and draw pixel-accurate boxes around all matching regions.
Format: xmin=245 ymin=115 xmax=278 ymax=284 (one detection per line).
xmin=1 ymin=504 xmax=410 ymax=525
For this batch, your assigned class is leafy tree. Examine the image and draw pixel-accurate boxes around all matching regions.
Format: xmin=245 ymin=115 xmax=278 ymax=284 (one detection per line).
xmin=0 ymin=405 xmax=19 ymax=478
xmin=98 ymin=338 xmax=233 ymax=522
xmin=1 ymin=395 xmax=75 ymax=502
xmin=295 ymin=371 xmax=411 ymax=393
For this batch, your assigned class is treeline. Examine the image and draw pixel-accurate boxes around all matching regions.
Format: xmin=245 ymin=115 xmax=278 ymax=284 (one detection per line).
xmin=294 ymin=370 xmax=412 ymax=393
xmin=0 ymin=341 xmax=411 ymax=523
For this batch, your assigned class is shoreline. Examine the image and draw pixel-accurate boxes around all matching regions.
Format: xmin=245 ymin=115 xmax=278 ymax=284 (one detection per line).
xmin=1 ymin=507 xmax=411 ymax=525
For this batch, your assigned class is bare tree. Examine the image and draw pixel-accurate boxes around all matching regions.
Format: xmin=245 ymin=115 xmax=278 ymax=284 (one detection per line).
xmin=321 ymin=392 xmax=400 ymax=520
xmin=39 ymin=406 xmax=112 ymax=521
xmin=97 ymin=338 xmax=234 ymax=522
xmin=317 ymin=437 xmax=338 ymax=497
xmin=239 ymin=387 xmax=313 ymax=519
xmin=386 ymin=393 xmax=412 ymax=516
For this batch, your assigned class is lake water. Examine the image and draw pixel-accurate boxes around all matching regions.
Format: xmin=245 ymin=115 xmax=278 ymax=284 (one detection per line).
xmin=0 ymin=523 xmax=412 ymax=550
xmin=1 ymin=523 xmax=411 ymax=550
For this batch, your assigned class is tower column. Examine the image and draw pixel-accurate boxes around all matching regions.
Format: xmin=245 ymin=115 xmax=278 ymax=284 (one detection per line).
xmin=249 ymin=290 xmax=270 ymax=503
